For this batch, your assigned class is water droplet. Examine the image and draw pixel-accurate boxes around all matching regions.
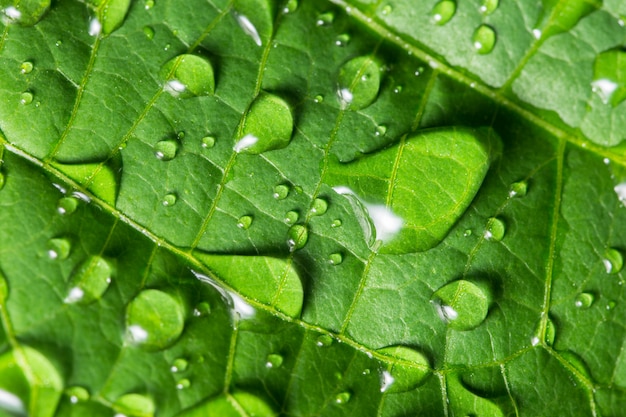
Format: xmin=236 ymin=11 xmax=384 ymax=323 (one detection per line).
xmin=431 ymin=0 xmax=456 ymax=25
xmin=20 ymin=91 xmax=33 ymax=105
xmin=237 ymin=215 xmax=253 ymax=229
xmin=145 ymin=0 xmax=155 ymax=9
xmin=126 ymin=289 xmax=185 ymax=350
xmin=607 ymin=300 xmax=617 ymax=310
xmin=57 ymin=196 xmax=78 ymax=215
xmin=603 ymin=248 xmax=623 ymax=274
xmin=310 ymin=197 xmax=328 ymax=216
xmin=479 ymin=0 xmax=498 ymax=15
xmin=164 ymin=43 xmax=170 ymax=51
xmin=335 ymin=33 xmax=350 ymax=47
xmin=65 ymin=255 xmax=112 ymax=304
xmin=273 ymin=184 xmax=289 ymax=200
xmin=509 ymin=180 xmax=528 ymax=197
xmin=171 ymin=358 xmax=189 ymax=373
xmin=484 ymin=217 xmax=505 ymax=241
xmin=55 ymin=40 xmax=62 ymax=47
xmin=544 ymin=317 xmax=556 ymax=346
xmin=314 ymin=94 xmax=324 ymax=103
xmin=381 ymin=4 xmax=393 ymax=15
xmin=20 ymin=61 xmax=33 ymax=74
xmin=143 ymin=25 xmax=155 ymax=39
xmin=337 ymin=55 xmax=381 ymax=110
xmin=65 ymin=386 xmax=90 ymax=403
xmin=335 ymin=392 xmax=351 ymax=404
xmin=113 ymin=393 xmax=155 ymax=417
xmin=201 ymin=135 xmax=216 ymax=148
xmin=283 ymin=0 xmax=298 ymax=13
xmin=47 ymin=237 xmax=71 ymax=260
xmin=472 ymin=25 xmax=496 ymax=54
xmin=238 ymin=92 xmax=294 ymax=154
xmin=193 ymin=301 xmax=211 ymax=316
xmin=463 ymin=229 xmax=472 ymax=237
xmin=393 ymin=85 xmax=403 ymax=93
xmin=316 ymin=11 xmax=334 ymax=26
xmin=316 ymin=334 xmax=333 ymax=347
xmin=575 ymin=292 xmax=594 ymax=309
xmin=375 ymin=125 xmax=387 ymax=136
xmin=329 ymin=252 xmax=343 ymax=265
xmin=176 ymin=378 xmax=191 ymax=390
xmin=88 ymin=17 xmax=102 ymax=37
xmin=592 ymin=48 xmax=626 ymax=106
xmin=432 ymin=280 xmax=490 ymax=331
xmin=162 ymin=193 xmax=177 ymax=207
xmin=287 ymin=224 xmax=308 ymax=251
xmin=265 ymin=353 xmax=284 ymax=368
xmin=160 ymin=54 xmax=215 ymax=98
xmin=377 ymin=346 xmax=431 ymax=393
xmin=284 ymin=210 xmax=298 ymax=224
xmin=154 ymin=139 xmax=179 ymax=161
xmin=2 ymin=0 xmax=50 ymax=26
xmin=233 ymin=12 xmax=262 ymax=46
xmin=0 ymin=171 xmax=5 ymax=191
xmin=331 ymin=219 xmax=342 ymax=228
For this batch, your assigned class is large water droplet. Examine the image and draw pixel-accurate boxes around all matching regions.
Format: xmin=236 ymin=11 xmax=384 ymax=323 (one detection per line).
xmin=154 ymin=139 xmax=179 ymax=161
xmin=335 ymin=391 xmax=351 ymax=404
xmin=432 ymin=280 xmax=490 ymax=331
xmin=310 ymin=197 xmax=328 ymax=216
xmin=171 ymin=358 xmax=189 ymax=373
xmin=479 ymin=0 xmax=499 ymax=15
xmin=237 ymin=215 xmax=253 ymax=229
xmin=284 ymin=210 xmax=299 ymax=224
xmin=377 ymin=346 xmax=431 ymax=393
xmin=65 ymin=256 xmax=112 ymax=304
xmin=96 ymin=0 xmax=131 ymax=34
xmin=337 ymin=56 xmax=381 ymax=110
xmin=160 ymin=54 xmax=215 ymax=98
xmin=484 ymin=217 xmax=505 ymax=241
xmin=430 ymin=0 xmax=456 ymax=25
xmin=57 ymin=196 xmax=78 ymax=215
xmin=20 ymin=61 xmax=33 ymax=74
xmin=273 ymin=184 xmax=290 ymax=200
xmin=592 ymin=48 xmax=626 ymax=106
xmin=472 ymin=24 xmax=496 ymax=54
xmin=125 ymin=289 xmax=185 ymax=350
xmin=603 ymin=248 xmax=623 ymax=274
xmin=112 ymin=393 xmax=155 ymax=417
xmin=574 ymin=292 xmax=594 ymax=309
xmin=316 ymin=11 xmax=334 ymax=26
xmin=287 ymin=224 xmax=308 ymax=251
xmin=47 ymin=237 xmax=71 ymax=260
xmin=265 ymin=353 xmax=284 ymax=368
xmin=237 ymin=93 xmax=294 ymax=154
xmin=447 ymin=373 xmax=505 ymax=417
xmin=20 ymin=92 xmax=33 ymax=105
xmin=509 ymin=180 xmax=528 ymax=197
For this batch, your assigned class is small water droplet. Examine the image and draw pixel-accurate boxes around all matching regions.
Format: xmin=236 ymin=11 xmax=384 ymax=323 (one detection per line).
xmin=335 ymin=391 xmax=351 ymax=404
xmin=57 ymin=196 xmax=78 ymax=215
xmin=143 ymin=25 xmax=155 ymax=39
xmin=160 ymin=54 xmax=215 ymax=98
xmin=273 ymin=184 xmax=290 ymax=200
xmin=509 ymin=180 xmax=528 ymax=197
xmin=381 ymin=4 xmax=393 ymax=15
xmin=171 ymin=358 xmax=189 ymax=373
xmin=145 ymin=0 xmax=155 ymax=9
xmin=484 ymin=217 xmax=505 ymax=241
xmin=193 ymin=301 xmax=211 ymax=317
xmin=337 ymin=55 xmax=381 ymax=110
xmin=20 ymin=61 xmax=33 ymax=74
xmin=607 ymin=300 xmax=617 ymax=310
xmin=472 ymin=25 xmax=496 ymax=54
xmin=479 ymin=0 xmax=498 ymax=15
xmin=176 ymin=378 xmax=190 ymax=390
xmin=603 ymin=248 xmax=623 ymax=274
xmin=374 ymin=125 xmax=387 ymax=137
xmin=126 ymin=289 xmax=185 ymax=350
xmin=314 ymin=94 xmax=324 ymax=103
xmin=234 ymin=12 xmax=262 ymax=46
xmin=237 ymin=215 xmax=253 ymax=230
xmin=331 ymin=219 xmax=342 ymax=228
xmin=47 ymin=237 xmax=71 ymax=260
xmin=265 ymin=353 xmax=284 ymax=368
xmin=20 ymin=91 xmax=33 ymax=105
xmin=329 ymin=252 xmax=343 ymax=265
xmin=316 ymin=334 xmax=333 ymax=347
xmin=432 ymin=280 xmax=490 ymax=331
xmin=335 ymin=33 xmax=350 ymax=47
xmin=55 ymin=40 xmax=62 ymax=47
xmin=162 ymin=193 xmax=177 ymax=206
xmin=283 ymin=0 xmax=298 ymax=13
xmin=65 ymin=256 xmax=112 ymax=304
xmin=310 ymin=197 xmax=328 ymax=216
xmin=284 ymin=210 xmax=299 ymax=224
xmin=393 ymin=85 xmax=403 ymax=93
xmin=164 ymin=43 xmax=170 ymax=51
xmin=65 ymin=386 xmax=90 ymax=403
xmin=575 ymin=292 xmax=594 ymax=309
xmin=201 ymin=135 xmax=216 ymax=149
xmin=0 ymin=171 xmax=5 ymax=191
xmin=463 ymin=229 xmax=472 ymax=237
xmin=362 ymin=368 xmax=370 ymax=375
xmin=154 ymin=139 xmax=179 ymax=161
xmin=287 ymin=224 xmax=308 ymax=251
xmin=431 ymin=0 xmax=456 ymax=25
xmin=544 ymin=317 xmax=556 ymax=346
xmin=316 ymin=11 xmax=334 ymax=26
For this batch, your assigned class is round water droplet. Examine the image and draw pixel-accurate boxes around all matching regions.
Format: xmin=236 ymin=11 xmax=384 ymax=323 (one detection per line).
xmin=160 ymin=54 xmax=215 ymax=98
xmin=55 ymin=40 xmax=62 ymax=47
xmin=143 ymin=25 xmax=155 ymax=39
xmin=314 ymin=94 xmax=324 ymax=103
xmin=238 ymin=93 xmax=294 ymax=154
xmin=479 ymin=0 xmax=498 ymax=15
xmin=20 ymin=91 xmax=33 ymax=105
xmin=113 ymin=393 xmax=155 ymax=417
xmin=126 ymin=289 xmax=185 ymax=350
xmin=335 ymin=391 xmax=351 ymax=404
xmin=47 ymin=237 xmax=71 ymax=260
xmin=331 ymin=219 xmax=342 ymax=228
xmin=273 ymin=184 xmax=290 ymax=200
xmin=265 ymin=353 xmax=284 ymax=368
xmin=381 ymin=4 xmax=392 ymax=15
xmin=335 ymin=33 xmax=350 ymax=46
xmin=65 ymin=255 xmax=112 ymax=304
xmin=575 ymin=292 xmax=594 ymax=309
xmin=329 ymin=252 xmax=343 ymax=265
xmin=154 ymin=139 xmax=179 ymax=161
xmin=171 ymin=358 xmax=189 ymax=373
xmin=472 ymin=24 xmax=496 ymax=54
xmin=283 ymin=0 xmax=298 ymax=13
xmin=237 ymin=215 xmax=253 ymax=229
xmin=20 ymin=61 xmax=33 ymax=74
xmin=310 ymin=197 xmax=328 ymax=216
xmin=284 ymin=210 xmax=298 ymax=224
xmin=377 ymin=346 xmax=431 ymax=393
xmin=176 ymin=378 xmax=191 ymax=390
xmin=145 ymin=0 xmax=155 ymax=9
xmin=162 ymin=193 xmax=177 ymax=206
xmin=337 ymin=55 xmax=381 ymax=110
xmin=287 ymin=224 xmax=308 ymax=251
xmin=509 ymin=180 xmax=528 ymax=197
xmin=431 ymin=0 xmax=456 ymax=25
xmin=484 ymin=217 xmax=505 ymax=241
xmin=316 ymin=334 xmax=333 ymax=347
xmin=375 ymin=125 xmax=387 ymax=136
xmin=316 ymin=11 xmax=334 ymax=26
xmin=603 ymin=248 xmax=623 ymax=274
xmin=57 ymin=196 xmax=78 ymax=215
xmin=463 ymin=229 xmax=472 ymax=237
xmin=607 ymin=300 xmax=617 ymax=310
xmin=193 ymin=301 xmax=211 ymax=316
xmin=65 ymin=386 xmax=90 ymax=403
xmin=432 ymin=280 xmax=490 ymax=331
xmin=393 ymin=85 xmax=403 ymax=93
xmin=201 ymin=135 xmax=216 ymax=149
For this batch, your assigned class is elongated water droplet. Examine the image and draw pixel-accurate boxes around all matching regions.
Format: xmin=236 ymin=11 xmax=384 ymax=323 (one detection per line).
xmin=432 ymin=280 xmax=490 ymax=331
xmin=201 ymin=135 xmax=216 ymax=148
xmin=65 ymin=386 xmax=90 ymax=403
xmin=544 ymin=317 xmax=556 ymax=346
xmin=193 ymin=301 xmax=211 ymax=317
xmin=237 ymin=215 xmax=253 ymax=229
xmin=171 ymin=358 xmax=189 ymax=373
xmin=162 ymin=193 xmax=177 ymax=206
xmin=234 ymin=12 xmax=262 ymax=46
xmin=329 ymin=252 xmax=343 ymax=265
xmin=337 ymin=55 xmax=381 ymax=110
xmin=284 ymin=210 xmax=298 ymax=224
xmin=287 ymin=224 xmax=308 ymax=251
xmin=273 ymin=184 xmax=289 ymax=200
xmin=603 ymin=248 xmax=623 ymax=274
xmin=176 ymin=378 xmax=191 ymax=390
xmin=57 ymin=196 xmax=78 ymax=215
xmin=479 ymin=0 xmax=498 ymax=15
xmin=484 ymin=217 xmax=505 ymax=241
xmin=592 ymin=48 xmax=626 ymax=106
xmin=47 ymin=237 xmax=71 ymax=260
xmin=316 ymin=334 xmax=333 ymax=347
xmin=335 ymin=391 xmax=351 ymax=404
xmin=20 ymin=61 xmax=33 ymax=74
xmin=560 ymin=351 xmax=591 ymax=379
xmin=143 ymin=25 xmax=155 ymax=39
xmin=126 ymin=289 xmax=185 ymax=350
xmin=238 ymin=93 xmax=294 ymax=154
xmin=377 ymin=346 xmax=431 ymax=393
xmin=113 ymin=393 xmax=155 ymax=417
xmin=265 ymin=353 xmax=284 ymax=368
xmin=473 ymin=25 xmax=496 ymax=54
xmin=20 ymin=92 xmax=33 ymax=105
xmin=65 ymin=256 xmax=112 ymax=304
xmin=154 ymin=139 xmax=178 ymax=161
xmin=509 ymin=180 xmax=528 ymax=197
xmin=431 ymin=0 xmax=456 ymax=25
xmin=310 ymin=197 xmax=328 ymax=215
xmin=316 ymin=11 xmax=334 ymax=26
xmin=160 ymin=54 xmax=215 ymax=98
xmin=575 ymin=292 xmax=594 ymax=309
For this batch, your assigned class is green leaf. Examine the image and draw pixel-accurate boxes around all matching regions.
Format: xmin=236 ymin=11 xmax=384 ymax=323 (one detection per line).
xmin=1 ymin=0 xmax=626 ymax=415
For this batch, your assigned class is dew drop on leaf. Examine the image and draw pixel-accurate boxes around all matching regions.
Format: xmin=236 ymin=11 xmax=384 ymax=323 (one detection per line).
xmin=176 ymin=391 xmax=275 ymax=416
xmin=603 ymin=248 xmax=623 ymax=274
xmin=574 ymin=292 xmax=594 ymax=309
xmin=237 ymin=215 xmax=253 ymax=229
xmin=160 ymin=54 xmax=215 ymax=98
xmin=335 ymin=33 xmax=350 ymax=47
xmin=273 ymin=184 xmax=290 ymax=200
xmin=20 ymin=61 xmax=33 ymax=74
xmin=375 ymin=124 xmax=387 ymax=136
xmin=484 ymin=217 xmax=505 ymax=241
xmin=283 ymin=0 xmax=298 ymax=14
xmin=65 ymin=255 xmax=112 ymax=304
xmin=154 ymin=139 xmax=179 ymax=161
xmin=57 ymin=196 xmax=78 ymax=215
xmin=310 ymin=197 xmax=328 ymax=215
xmin=143 ymin=25 xmax=155 ymax=39
xmin=171 ymin=358 xmax=189 ymax=373
xmin=430 ymin=0 xmax=456 ymax=25
xmin=176 ymin=378 xmax=191 ymax=390
xmin=112 ymin=393 xmax=155 ymax=417
xmin=472 ymin=24 xmax=496 ymax=54
xmin=162 ymin=193 xmax=177 ymax=206
xmin=284 ymin=210 xmax=299 ymax=224
xmin=381 ymin=4 xmax=393 ymax=15
xmin=316 ymin=334 xmax=333 ymax=347
xmin=238 ymin=93 xmax=294 ymax=154
xmin=335 ymin=391 xmax=351 ymax=404
xmin=19 ymin=92 xmax=33 ymax=105
xmin=446 ymin=373 xmax=505 ymax=417
xmin=96 ymin=0 xmax=131 ymax=34
xmin=509 ymin=180 xmax=528 ymax=197
xmin=479 ymin=0 xmax=499 ymax=15
xmin=591 ymin=48 xmax=626 ymax=106
xmin=316 ymin=11 xmax=334 ymax=26
xmin=393 ymin=85 xmax=402 ymax=93
xmin=331 ymin=219 xmax=342 ymax=228
xmin=432 ymin=280 xmax=490 ymax=331
xmin=376 ymin=346 xmax=431 ymax=393
xmin=0 ymin=171 xmax=5 ymax=191
xmin=314 ymin=94 xmax=324 ymax=103
xmin=65 ymin=386 xmax=90 ymax=403
xmin=2 ymin=0 xmax=51 ymax=26
xmin=144 ymin=0 xmax=155 ymax=9
xmin=544 ymin=317 xmax=556 ymax=346
xmin=193 ymin=301 xmax=211 ymax=317
xmin=287 ymin=224 xmax=308 ymax=251
xmin=125 ymin=289 xmax=185 ymax=350
xmin=337 ymin=55 xmax=381 ymax=110
xmin=559 ymin=351 xmax=592 ymax=379
xmin=265 ymin=353 xmax=284 ymax=368
xmin=329 ymin=252 xmax=343 ymax=265
xmin=47 ymin=237 xmax=71 ymax=260
xmin=201 ymin=135 xmax=216 ymax=149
